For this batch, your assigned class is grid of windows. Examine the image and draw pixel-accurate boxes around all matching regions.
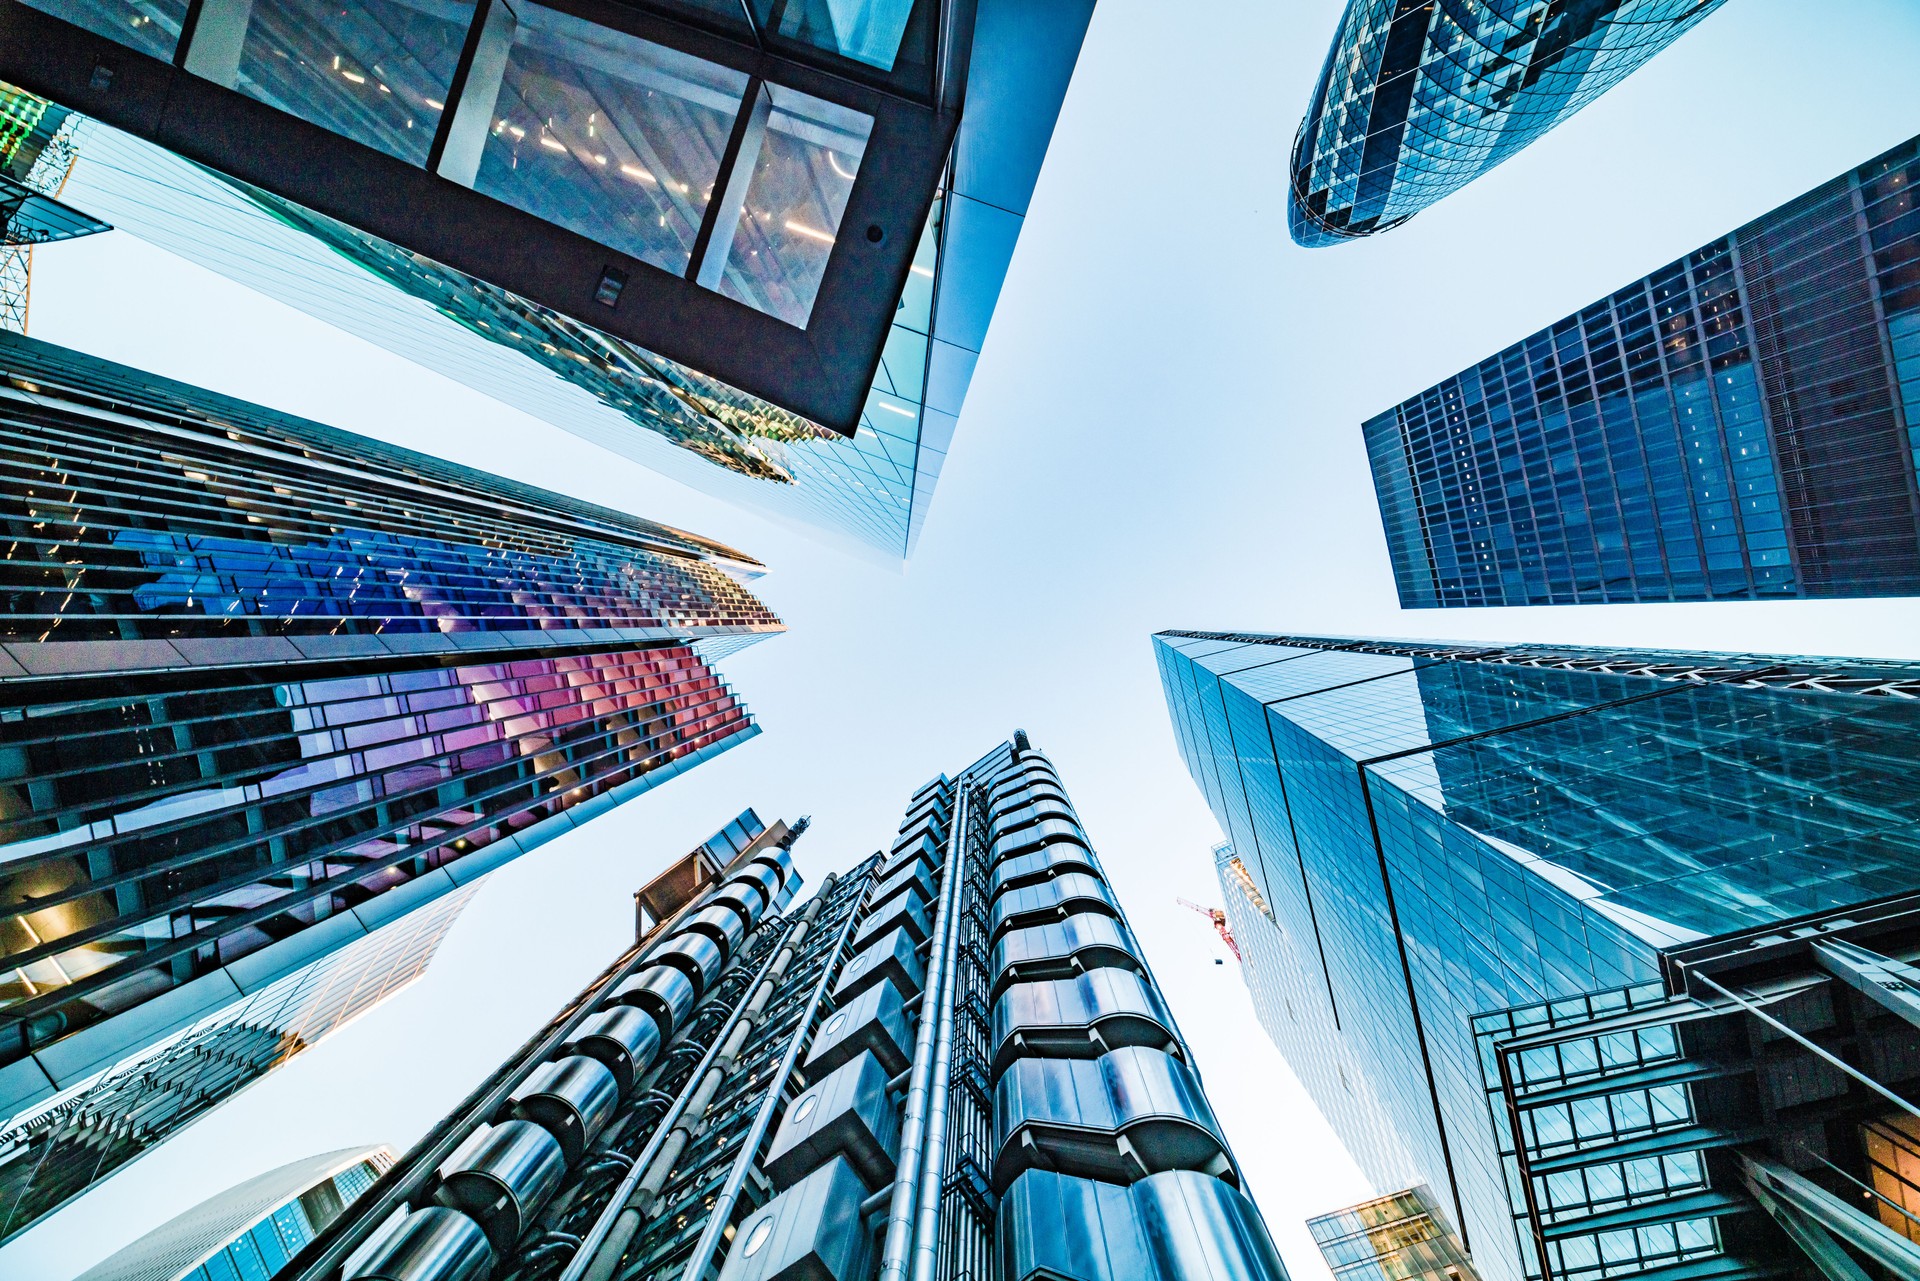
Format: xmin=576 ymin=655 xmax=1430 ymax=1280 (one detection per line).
xmin=1155 ymin=630 xmax=1920 ymax=1281
xmin=1367 ymin=135 xmax=1920 ymax=607
xmin=1289 ymin=0 xmax=1724 ymax=246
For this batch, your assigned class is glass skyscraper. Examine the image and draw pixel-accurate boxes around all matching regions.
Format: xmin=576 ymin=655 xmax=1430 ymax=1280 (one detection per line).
xmin=268 ymin=741 xmax=1287 ymax=1281
xmin=1367 ymin=133 xmax=1920 ymax=608
xmin=1158 ymin=630 xmax=1920 ymax=1281
xmin=0 ymin=886 xmax=466 ymax=1243
xmin=0 ymin=0 xmax=1094 ymax=559
xmin=74 ymin=1146 xmax=394 ymax=1281
xmin=1308 ymin=1187 xmax=1477 ymax=1281
xmin=0 ymin=328 xmax=778 ymax=1141
xmin=1290 ymin=0 xmax=1725 ymax=247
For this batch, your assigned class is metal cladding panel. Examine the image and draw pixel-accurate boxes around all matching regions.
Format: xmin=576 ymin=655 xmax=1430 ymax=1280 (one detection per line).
xmin=729 ymin=862 xmax=786 ymax=915
xmin=347 ymin=1206 xmax=494 ymax=1281
xmin=681 ymin=904 xmax=751 ymax=958
xmin=562 ymin=1005 xmax=662 ymax=1096
xmin=991 ymin=1047 xmax=1233 ymax=1192
xmin=648 ymin=931 xmax=728 ymax=996
xmin=991 ymin=912 xmax=1144 ymax=996
xmin=885 ymin=831 xmax=942 ymax=874
xmin=892 ymin=808 xmax=949 ymax=853
xmin=803 ymin=978 xmax=913 ymax=1081
xmin=433 ymin=1120 xmax=566 ymax=1252
xmin=996 ymin=1169 xmax=1288 ymax=1281
xmin=868 ymin=858 xmax=937 ymax=915
xmin=990 ymin=873 xmax=1121 ymax=938
xmin=990 ymin=784 xmax=1069 ymax=828
xmin=607 ymin=965 xmax=698 ymax=1042
xmin=714 ymin=1156 xmax=872 ymax=1281
xmin=990 ymin=815 xmax=1088 ymax=864
xmin=763 ymin=1050 xmax=900 ymax=1192
xmin=710 ymin=881 xmax=770 ymax=931
xmin=991 ymin=843 xmax=1100 ymax=898
xmin=990 ymin=969 xmax=1179 ymax=1078
xmin=992 ymin=801 xmax=1079 ymax=840
xmin=990 ymin=759 xmax=1061 ymax=799
xmin=510 ymin=1055 xmax=619 ymax=1164
xmin=854 ymin=892 xmax=931 ymax=950
xmin=834 ymin=926 xmax=926 ymax=1002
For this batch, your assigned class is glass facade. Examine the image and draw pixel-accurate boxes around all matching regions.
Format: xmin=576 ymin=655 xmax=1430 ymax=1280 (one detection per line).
xmin=0 ymin=892 xmax=460 ymax=1245
xmin=1308 ymin=1186 xmax=1478 ymax=1281
xmin=1367 ymin=134 xmax=1920 ymax=607
xmin=1156 ymin=630 xmax=1920 ymax=1281
xmin=1290 ymin=0 xmax=1725 ymax=247
xmin=73 ymin=1146 xmax=394 ymax=1281
xmin=0 ymin=328 xmax=776 ymax=1132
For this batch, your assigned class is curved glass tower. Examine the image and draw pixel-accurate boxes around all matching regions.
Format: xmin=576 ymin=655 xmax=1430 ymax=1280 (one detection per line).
xmin=1289 ymin=0 xmax=1725 ymax=247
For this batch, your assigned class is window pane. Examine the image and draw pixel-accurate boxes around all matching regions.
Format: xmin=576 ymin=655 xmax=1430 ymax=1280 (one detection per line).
xmin=15 ymin=0 xmax=184 ymax=58
xmin=476 ymin=3 xmax=747 ymax=275
xmin=716 ymin=83 xmax=871 ymax=328
xmin=766 ymin=0 xmax=916 ymax=71
xmin=232 ymin=0 xmax=474 ymax=166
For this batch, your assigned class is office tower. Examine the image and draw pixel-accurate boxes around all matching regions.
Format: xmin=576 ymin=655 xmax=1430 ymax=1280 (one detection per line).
xmin=0 ymin=328 xmax=779 ymax=1138
xmin=75 ymin=1146 xmax=394 ymax=1281
xmin=1157 ymin=630 xmax=1920 ymax=1281
xmin=0 ymin=0 xmax=1095 ymax=560
xmin=1308 ymin=1188 xmax=1477 ymax=1281
xmin=1366 ymin=133 xmax=1920 ymax=608
xmin=268 ymin=740 xmax=1287 ymax=1281
xmin=0 ymin=885 xmax=468 ymax=1243
xmin=0 ymin=82 xmax=107 ymax=329
xmin=1289 ymin=0 xmax=1724 ymax=247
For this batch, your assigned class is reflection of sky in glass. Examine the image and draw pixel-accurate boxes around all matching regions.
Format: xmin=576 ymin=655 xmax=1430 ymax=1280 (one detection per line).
xmin=478 ymin=4 xmax=747 ymax=275
xmin=11 ymin=0 xmax=184 ymax=60
xmin=232 ymin=0 xmax=472 ymax=166
xmin=718 ymin=84 xmax=872 ymax=327
xmin=770 ymin=0 xmax=917 ymax=71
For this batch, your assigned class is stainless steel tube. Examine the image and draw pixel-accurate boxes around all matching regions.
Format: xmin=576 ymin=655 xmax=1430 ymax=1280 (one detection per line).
xmin=876 ymin=784 xmax=965 ymax=1281
xmin=908 ymin=785 xmax=969 ymax=1281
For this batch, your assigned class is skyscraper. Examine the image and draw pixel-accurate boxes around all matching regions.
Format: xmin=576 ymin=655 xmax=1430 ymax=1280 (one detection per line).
xmin=267 ymin=739 xmax=1288 ymax=1281
xmin=74 ymin=1146 xmax=394 ymax=1281
xmin=0 ymin=0 xmax=1095 ymax=558
xmin=1157 ymin=630 xmax=1920 ymax=1281
xmin=0 ymin=328 xmax=779 ymax=1134
xmin=0 ymin=885 xmax=468 ymax=1243
xmin=1307 ymin=1187 xmax=1477 ymax=1281
xmin=1366 ymin=133 xmax=1920 ymax=608
xmin=1289 ymin=0 xmax=1725 ymax=247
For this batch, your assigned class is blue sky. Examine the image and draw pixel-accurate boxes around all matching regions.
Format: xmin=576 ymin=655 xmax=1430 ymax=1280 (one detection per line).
xmin=8 ymin=1 xmax=1920 ymax=1278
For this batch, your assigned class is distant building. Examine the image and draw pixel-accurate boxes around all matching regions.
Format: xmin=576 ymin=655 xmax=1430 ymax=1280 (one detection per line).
xmin=0 ymin=0 xmax=1096 ymax=557
xmin=0 ymin=329 xmax=777 ymax=1139
xmin=75 ymin=1146 xmax=392 ymax=1281
xmin=1290 ymin=0 xmax=1724 ymax=246
xmin=280 ymin=745 xmax=1288 ymax=1281
xmin=1309 ymin=1187 xmax=1477 ymax=1281
xmin=0 ymin=887 xmax=467 ymax=1242
xmin=1160 ymin=629 xmax=1920 ymax=1281
xmin=1366 ymin=134 xmax=1920 ymax=607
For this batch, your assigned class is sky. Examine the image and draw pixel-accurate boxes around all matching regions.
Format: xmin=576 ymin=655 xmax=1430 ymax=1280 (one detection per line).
xmin=7 ymin=1 xmax=1920 ymax=1278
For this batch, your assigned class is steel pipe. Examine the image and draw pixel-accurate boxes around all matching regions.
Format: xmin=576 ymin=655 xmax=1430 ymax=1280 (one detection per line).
xmin=908 ymin=784 xmax=971 ymax=1281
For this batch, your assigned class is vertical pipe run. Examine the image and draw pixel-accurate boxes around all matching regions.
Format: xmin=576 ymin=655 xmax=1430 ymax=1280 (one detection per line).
xmin=876 ymin=784 xmax=964 ymax=1281
xmin=908 ymin=785 xmax=970 ymax=1281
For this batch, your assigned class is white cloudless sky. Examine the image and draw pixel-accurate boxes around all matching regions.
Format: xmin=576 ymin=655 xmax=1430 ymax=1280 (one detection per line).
xmin=7 ymin=1 xmax=1920 ymax=1278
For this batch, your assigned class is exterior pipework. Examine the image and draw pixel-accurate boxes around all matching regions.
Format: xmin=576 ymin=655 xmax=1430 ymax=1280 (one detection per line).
xmin=674 ymin=865 xmax=874 ymax=1281
xmin=286 ymin=828 xmax=784 ymax=1281
xmin=875 ymin=780 xmax=963 ymax=1281
xmin=557 ymin=913 xmax=802 ymax=1281
xmin=909 ymin=784 xmax=973 ymax=1281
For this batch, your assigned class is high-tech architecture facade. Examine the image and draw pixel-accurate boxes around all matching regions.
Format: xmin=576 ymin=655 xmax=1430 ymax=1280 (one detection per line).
xmin=1289 ymin=0 xmax=1725 ymax=247
xmin=1367 ymin=134 xmax=1920 ymax=608
xmin=0 ymin=83 xmax=108 ymax=331
xmin=0 ymin=329 xmax=778 ymax=1133
xmin=76 ymin=1146 xmax=393 ymax=1281
xmin=0 ymin=0 xmax=1094 ymax=559
xmin=1158 ymin=631 xmax=1920 ymax=1281
xmin=0 ymin=885 xmax=467 ymax=1243
xmin=1308 ymin=1187 xmax=1477 ymax=1281
xmin=268 ymin=740 xmax=1287 ymax=1281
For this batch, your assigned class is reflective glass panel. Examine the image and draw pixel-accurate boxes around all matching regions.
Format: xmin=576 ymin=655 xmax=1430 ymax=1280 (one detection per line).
xmin=765 ymin=0 xmax=916 ymax=71
xmin=15 ymin=0 xmax=182 ymax=56
xmin=232 ymin=0 xmax=474 ymax=166
xmin=717 ymin=82 xmax=871 ymax=327
xmin=477 ymin=3 xmax=748 ymax=275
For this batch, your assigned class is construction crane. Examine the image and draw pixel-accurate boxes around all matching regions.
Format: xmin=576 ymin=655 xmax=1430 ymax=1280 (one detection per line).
xmin=1177 ymin=897 xmax=1241 ymax=963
